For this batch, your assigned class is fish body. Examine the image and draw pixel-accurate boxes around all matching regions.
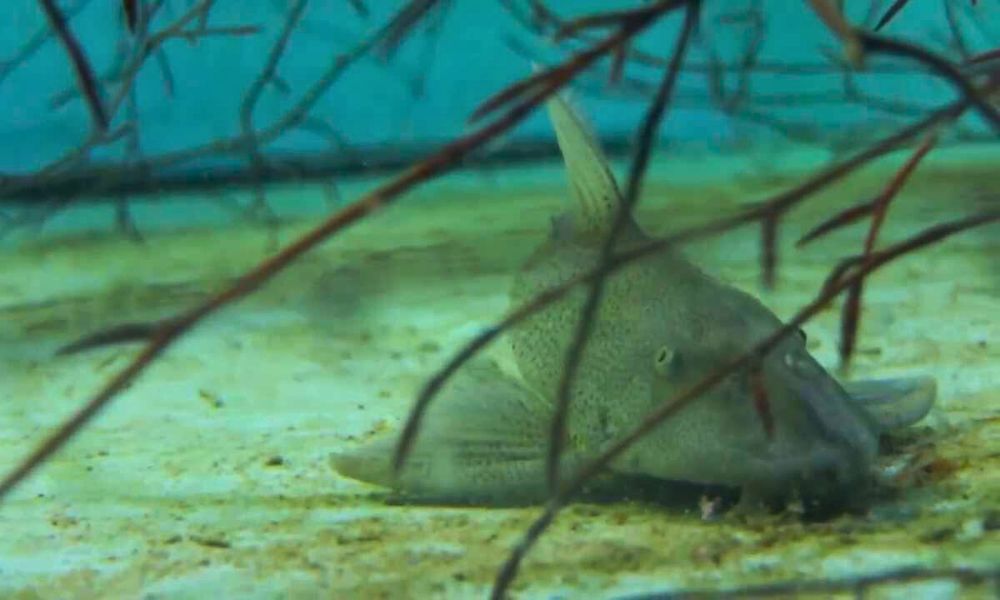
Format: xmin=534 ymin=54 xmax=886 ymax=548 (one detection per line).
xmin=332 ymin=95 xmax=935 ymax=511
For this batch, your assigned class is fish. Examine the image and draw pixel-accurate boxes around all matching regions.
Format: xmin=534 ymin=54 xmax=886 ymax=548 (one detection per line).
xmin=331 ymin=94 xmax=936 ymax=512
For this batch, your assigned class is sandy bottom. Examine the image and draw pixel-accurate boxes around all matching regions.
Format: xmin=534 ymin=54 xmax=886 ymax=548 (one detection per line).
xmin=0 ymin=144 xmax=998 ymax=598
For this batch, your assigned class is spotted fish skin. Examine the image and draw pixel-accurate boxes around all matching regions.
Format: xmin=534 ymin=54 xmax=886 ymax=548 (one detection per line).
xmin=331 ymin=94 xmax=936 ymax=510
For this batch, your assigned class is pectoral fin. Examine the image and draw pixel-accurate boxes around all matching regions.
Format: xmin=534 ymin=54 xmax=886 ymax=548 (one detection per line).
xmin=843 ymin=376 xmax=936 ymax=432
xmin=331 ymin=357 xmax=570 ymax=504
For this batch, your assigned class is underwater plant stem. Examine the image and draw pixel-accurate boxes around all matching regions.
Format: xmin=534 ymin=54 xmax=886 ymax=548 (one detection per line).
xmin=554 ymin=6 xmax=668 ymax=40
xmin=346 ymin=0 xmax=369 ymax=18
xmin=873 ymin=0 xmax=913 ymax=32
xmin=377 ymin=0 xmax=442 ymax=59
xmin=238 ymin=0 xmax=309 ymax=222
xmin=37 ymin=0 xmax=109 ymax=132
xmin=240 ymin=0 xmax=308 ymax=129
xmin=806 ymin=0 xmax=863 ymax=67
xmin=839 ymin=133 xmax=939 ymax=368
xmin=0 ymin=0 xmax=680 ymax=505
xmin=103 ymin=0 xmax=224 ymax=122
xmin=0 ymin=0 xmax=92 ymax=85
xmin=545 ymin=0 xmax=697 ymax=494
xmin=752 ymin=83 xmax=982 ymax=283
xmin=857 ymin=31 xmax=1000 ymax=133
xmin=469 ymin=0 xmax=685 ymax=123
xmin=863 ymin=134 xmax=939 ymax=258
xmin=796 ymin=197 xmax=879 ymax=246
xmin=490 ymin=209 xmax=1000 ymax=597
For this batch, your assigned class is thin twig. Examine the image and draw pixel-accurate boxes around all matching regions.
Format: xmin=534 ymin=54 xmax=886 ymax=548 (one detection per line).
xmin=838 ymin=132 xmax=938 ymax=369
xmin=857 ymin=31 xmax=1000 ymax=133
xmin=469 ymin=0 xmax=686 ymax=124
xmin=37 ymin=0 xmax=109 ymax=131
xmin=346 ymin=0 xmax=368 ymax=18
xmin=806 ymin=0 xmax=863 ymax=67
xmin=873 ymin=0 xmax=912 ymax=32
xmin=122 ymin=0 xmax=139 ymax=33
xmin=239 ymin=0 xmax=309 ymax=226
xmin=0 ymin=0 xmax=91 ymax=84
xmin=377 ymin=0 xmax=442 ymax=59
xmin=797 ymin=197 xmax=879 ymax=246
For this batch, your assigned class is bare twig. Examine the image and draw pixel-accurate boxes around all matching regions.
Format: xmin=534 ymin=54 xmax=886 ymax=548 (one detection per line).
xmin=857 ymin=31 xmax=1000 ymax=133
xmin=346 ymin=0 xmax=368 ymax=19
xmin=469 ymin=1 xmax=685 ymax=124
xmin=0 ymin=0 xmax=91 ymax=84
xmin=806 ymin=0 xmax=863 ymax=67
xmin=122 ymin=0 xmax=139 ymax=33
xmin=838 ymin=132 xmax=938 ymax=369
xmin=873 ymin=0 xmax=913 ymax=32
xmin=754 ymin=33 xmax=997 ymax=286
xmin=37 ymin=0 xmax=109 ymax=131
xmin=239 ymin=0 xmax=309 ymax=225
xmin=797 ymin=197 xmax=879 ymax=246
xmin=377 ymin=0 xmax=443 ymax=59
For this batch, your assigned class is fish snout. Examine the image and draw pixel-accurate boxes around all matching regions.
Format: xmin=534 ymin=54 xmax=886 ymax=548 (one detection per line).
xmin=774 ymin=349 xmax=880 ymax=462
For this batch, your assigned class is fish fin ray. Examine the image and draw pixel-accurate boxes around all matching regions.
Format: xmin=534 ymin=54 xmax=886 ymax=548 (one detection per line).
xmin=331 ymin=357 xmax=570 ymax=503
xmin=843 ymin=376 xmax=936 ymax=431
xmin=546 ymin=93 xmax=622 ymax=236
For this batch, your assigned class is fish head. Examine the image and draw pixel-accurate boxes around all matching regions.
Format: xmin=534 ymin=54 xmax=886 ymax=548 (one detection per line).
xmin=536 ymin=93 xmax=931 ymax=511
xmin=625 ymin=281 xmax=881 ymax=509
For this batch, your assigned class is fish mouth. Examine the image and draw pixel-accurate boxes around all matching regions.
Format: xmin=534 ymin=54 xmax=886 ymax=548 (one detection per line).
xmin=743 ymin=436 xmax=874 ymax=514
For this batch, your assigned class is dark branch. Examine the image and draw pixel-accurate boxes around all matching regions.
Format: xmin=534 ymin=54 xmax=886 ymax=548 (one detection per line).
xmin=37 ymin=0 xmax=109 ymax=131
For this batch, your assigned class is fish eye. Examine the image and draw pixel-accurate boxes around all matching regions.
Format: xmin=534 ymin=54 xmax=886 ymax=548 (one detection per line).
xmin=654 ymin=346 xmax=681 ymax=376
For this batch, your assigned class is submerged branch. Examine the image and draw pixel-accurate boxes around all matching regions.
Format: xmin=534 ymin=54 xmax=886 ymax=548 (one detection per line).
xmin=37 ymin=0 xmax=109 ymax=131
xmin=469 ymin=0 xmax=685 ymax=123
xmin=857 ymin=31 xmax=1000 ymax=133
xmin=838 ymin=132 xmax=938 ymax=369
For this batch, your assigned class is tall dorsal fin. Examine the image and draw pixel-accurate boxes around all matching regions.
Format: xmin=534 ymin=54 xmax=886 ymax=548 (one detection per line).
xmin=546 ymin=94 xmax=622 ymax=237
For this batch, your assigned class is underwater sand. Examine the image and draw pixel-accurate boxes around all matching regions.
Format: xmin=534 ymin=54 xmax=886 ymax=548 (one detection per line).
xmin=0 ymin=144 xmax=997 ymax=598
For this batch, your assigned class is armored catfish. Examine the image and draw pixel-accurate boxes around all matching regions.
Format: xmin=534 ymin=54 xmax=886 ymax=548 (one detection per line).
xmin=331 ymin=95 xmax=936 ymax=511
